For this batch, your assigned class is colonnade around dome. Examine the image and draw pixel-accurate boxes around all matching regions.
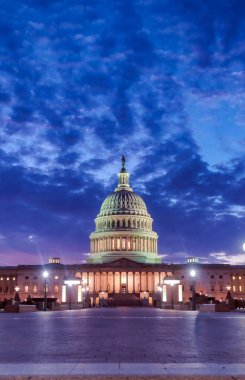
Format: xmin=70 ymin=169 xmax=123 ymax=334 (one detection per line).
xmin=90 ymin=235 xmax=157 ymax=254
xmin=95 ymin=216 xmax=153 ymax=231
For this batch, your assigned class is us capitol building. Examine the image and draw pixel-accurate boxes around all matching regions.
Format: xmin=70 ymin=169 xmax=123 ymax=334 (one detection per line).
xmin=0 ymin=157 xmax=244 ymax=307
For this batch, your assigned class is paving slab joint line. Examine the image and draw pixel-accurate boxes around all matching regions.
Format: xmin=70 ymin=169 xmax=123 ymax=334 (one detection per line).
xmin=68 ymin=362 xmax=78 ymax=375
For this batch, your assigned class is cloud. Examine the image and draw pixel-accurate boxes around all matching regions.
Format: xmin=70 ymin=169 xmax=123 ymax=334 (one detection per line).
xmin=210 ymin=251 xmax=245 ymax=265
xmin=0 ymin=0 xmax=244 ymax=265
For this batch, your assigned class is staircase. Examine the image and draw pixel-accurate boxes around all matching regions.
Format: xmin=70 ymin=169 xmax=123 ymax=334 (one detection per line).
xmin=109 ymin=293 xmax=141 ymax=307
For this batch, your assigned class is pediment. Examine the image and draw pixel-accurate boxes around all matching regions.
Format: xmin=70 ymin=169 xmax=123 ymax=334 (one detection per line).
xmin=104 ymin=257 xmax=145 ymax=268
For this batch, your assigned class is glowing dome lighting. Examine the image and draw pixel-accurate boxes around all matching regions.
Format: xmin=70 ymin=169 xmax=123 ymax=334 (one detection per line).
xmin=88 ymin=156 xmax=160 ymax=264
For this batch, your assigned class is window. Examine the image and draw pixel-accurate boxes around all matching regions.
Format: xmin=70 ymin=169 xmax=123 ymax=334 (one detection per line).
xmin=239 ymin=286 xmax=242 ymax=292
xmin=13 ymin=277 xmax=16 ymax=281
xmin=0 ymin=278 xmax=3 ymax=281
xmin=232 ymin=276 xmax=236 ymax=280
xmin=6 ymin=287 xmax=8 ymax=292
xmin=54 ymin=275 xmax=59 ymax=280
xmin=54 ymin=285 xmax=59 ymax=293
xmin=24 ymin=286 xmax=28 ymax=293
xmin=239 ymin=276 xmax=242 ymax=280
xmin=34 ymin=276 xmax=37 ymax=280
xmin=219 ymin=275 xmax=223 ymax=279
xmin=181 ymin=275 xmax=185 ymax=279
xmin=233 ymin=285 xmax=236 ymax=292
xmin=210 ymin=275 xmax=214 ymax=279
xmin=25 ymin=276 xmax=29 ymax=280
xmin=33 ymin=285 xmax=37 ymax=293
xmin=220 ymin=286 xmax=223 ymax=291
xmin=0 ymin=287 xmax=2 ymax=292
xmin=6 ymin=277 xmax=9 ymax=281
xmin=211 ymin=286 xmax=215 ymax=291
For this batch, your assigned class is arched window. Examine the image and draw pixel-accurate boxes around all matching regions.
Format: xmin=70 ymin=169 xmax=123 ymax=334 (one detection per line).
xmin=112 ymin=220 xmax=115 ymax=228
xmin=137 ymin=220 xmax=140 ymax=228
xmin=128 ymin=220 xmax=131 ymax=228
xmin=122 ymin=219 xmax=125 ymax=228
xmin=117 ymin=220 xmax=120 ymax=228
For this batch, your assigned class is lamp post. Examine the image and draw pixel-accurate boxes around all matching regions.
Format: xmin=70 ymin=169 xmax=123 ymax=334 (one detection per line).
xmin=14 ymin=285 xmax=21 ymax=304
xmin=43 ymin=270 xmax=49 ymax=311
xmin=226 ymin=283 xmax=231 ymax=302
xmin=163 ymin=278 xmax=180 ymax=309
xmin=64 ymin=279 xmax=81 ymax=310
xmin=190 ymin=270 xmax=196 ymax=311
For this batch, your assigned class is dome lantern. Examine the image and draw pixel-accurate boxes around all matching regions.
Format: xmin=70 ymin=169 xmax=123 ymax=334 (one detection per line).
xmin=115 ymin=155 xmax=133 ymax=192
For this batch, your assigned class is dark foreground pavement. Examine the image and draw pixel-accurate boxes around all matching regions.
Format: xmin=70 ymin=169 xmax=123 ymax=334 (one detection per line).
xmin=0 ymin=307 xmax=245 ymax=377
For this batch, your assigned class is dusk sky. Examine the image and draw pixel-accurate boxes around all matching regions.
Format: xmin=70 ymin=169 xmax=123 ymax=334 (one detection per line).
xmin=0 ymin=0 xmax=244 ymax=266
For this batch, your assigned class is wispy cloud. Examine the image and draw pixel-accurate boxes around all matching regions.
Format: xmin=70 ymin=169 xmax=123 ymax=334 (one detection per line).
xmin=0 ymin=0 xmax=244 ymax=264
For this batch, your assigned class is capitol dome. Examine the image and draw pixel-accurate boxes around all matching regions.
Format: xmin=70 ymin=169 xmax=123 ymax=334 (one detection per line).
xmin=88 ymin=156 xmax=160 ymax=264
xmin=99 ymin=191 xmax=149 ymax=217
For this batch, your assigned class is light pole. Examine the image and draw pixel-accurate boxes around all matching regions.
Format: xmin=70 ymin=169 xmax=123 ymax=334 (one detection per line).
xmin=190 ymin=270 xmax=196 ymax=311
xmin=43 ymin=270 xmax=49 ymax=311
xmin=14 ymin=285 xmax=21 ymax=304
xmin=226 ymin=283 xmax=231 ymax=302
xmin=64 ymin=279 xmax=81 ymax=310
xmin=164 ymin=278 xmax=180 ymax=309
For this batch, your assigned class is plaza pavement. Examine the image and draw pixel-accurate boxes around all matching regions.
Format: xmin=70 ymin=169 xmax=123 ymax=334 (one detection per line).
xmin=0 ymin=307 xmax=245 ymax=378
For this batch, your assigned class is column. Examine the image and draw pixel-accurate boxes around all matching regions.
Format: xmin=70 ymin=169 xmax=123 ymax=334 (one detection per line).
xmin=93 ymin=272 xmax=96 ymax=292
xmin=99 ymin=272 xmax=102 ymax=291
xmin=113 ymin=272 xmax=115 ymax=293
xmin=139 ymin=272 xmax=142 ymax=292
xmin=119 ymin=272 xmax=122 ymax=292
xmin=158 ymin=272 xmax=160 ymax=285
xmin=106 ymin=272 xmax=108 ymax=292
xmin=146 ymin=272 xmax=148 ymax=291
xmin=126 ymin=272 xmax=128 ymax=293
xmin=133 ymin=272 xmax=135 ymax=293
xmin=152 ymin=272 xmax=155 ymax=292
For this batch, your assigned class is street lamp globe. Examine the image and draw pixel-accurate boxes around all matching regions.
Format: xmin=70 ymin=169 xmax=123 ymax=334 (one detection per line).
xmin=14 ymin=285 xmax=20 ymax=292
xmin=190 ymin=270 xmax=196 ymax=278
xmin=43 ymin=270 xmax=49 ymax=278
xmin=243 ymin=242 xmax=245 ymax=252
xmin=226 ymin=283 xmax=231 ymax=291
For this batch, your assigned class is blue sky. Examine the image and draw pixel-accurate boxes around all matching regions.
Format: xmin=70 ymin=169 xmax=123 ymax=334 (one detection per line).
xmin=0 ymin=0 xmax=244 ymax=265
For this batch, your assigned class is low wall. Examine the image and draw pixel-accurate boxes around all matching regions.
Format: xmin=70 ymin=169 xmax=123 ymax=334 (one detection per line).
xmin=199 ymin=303 xmax=231 ymax=312
xmin=19 ymin=305 xmax=37 ymax=313
xmin=4 ymin=304 xmax=19 ymax=313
